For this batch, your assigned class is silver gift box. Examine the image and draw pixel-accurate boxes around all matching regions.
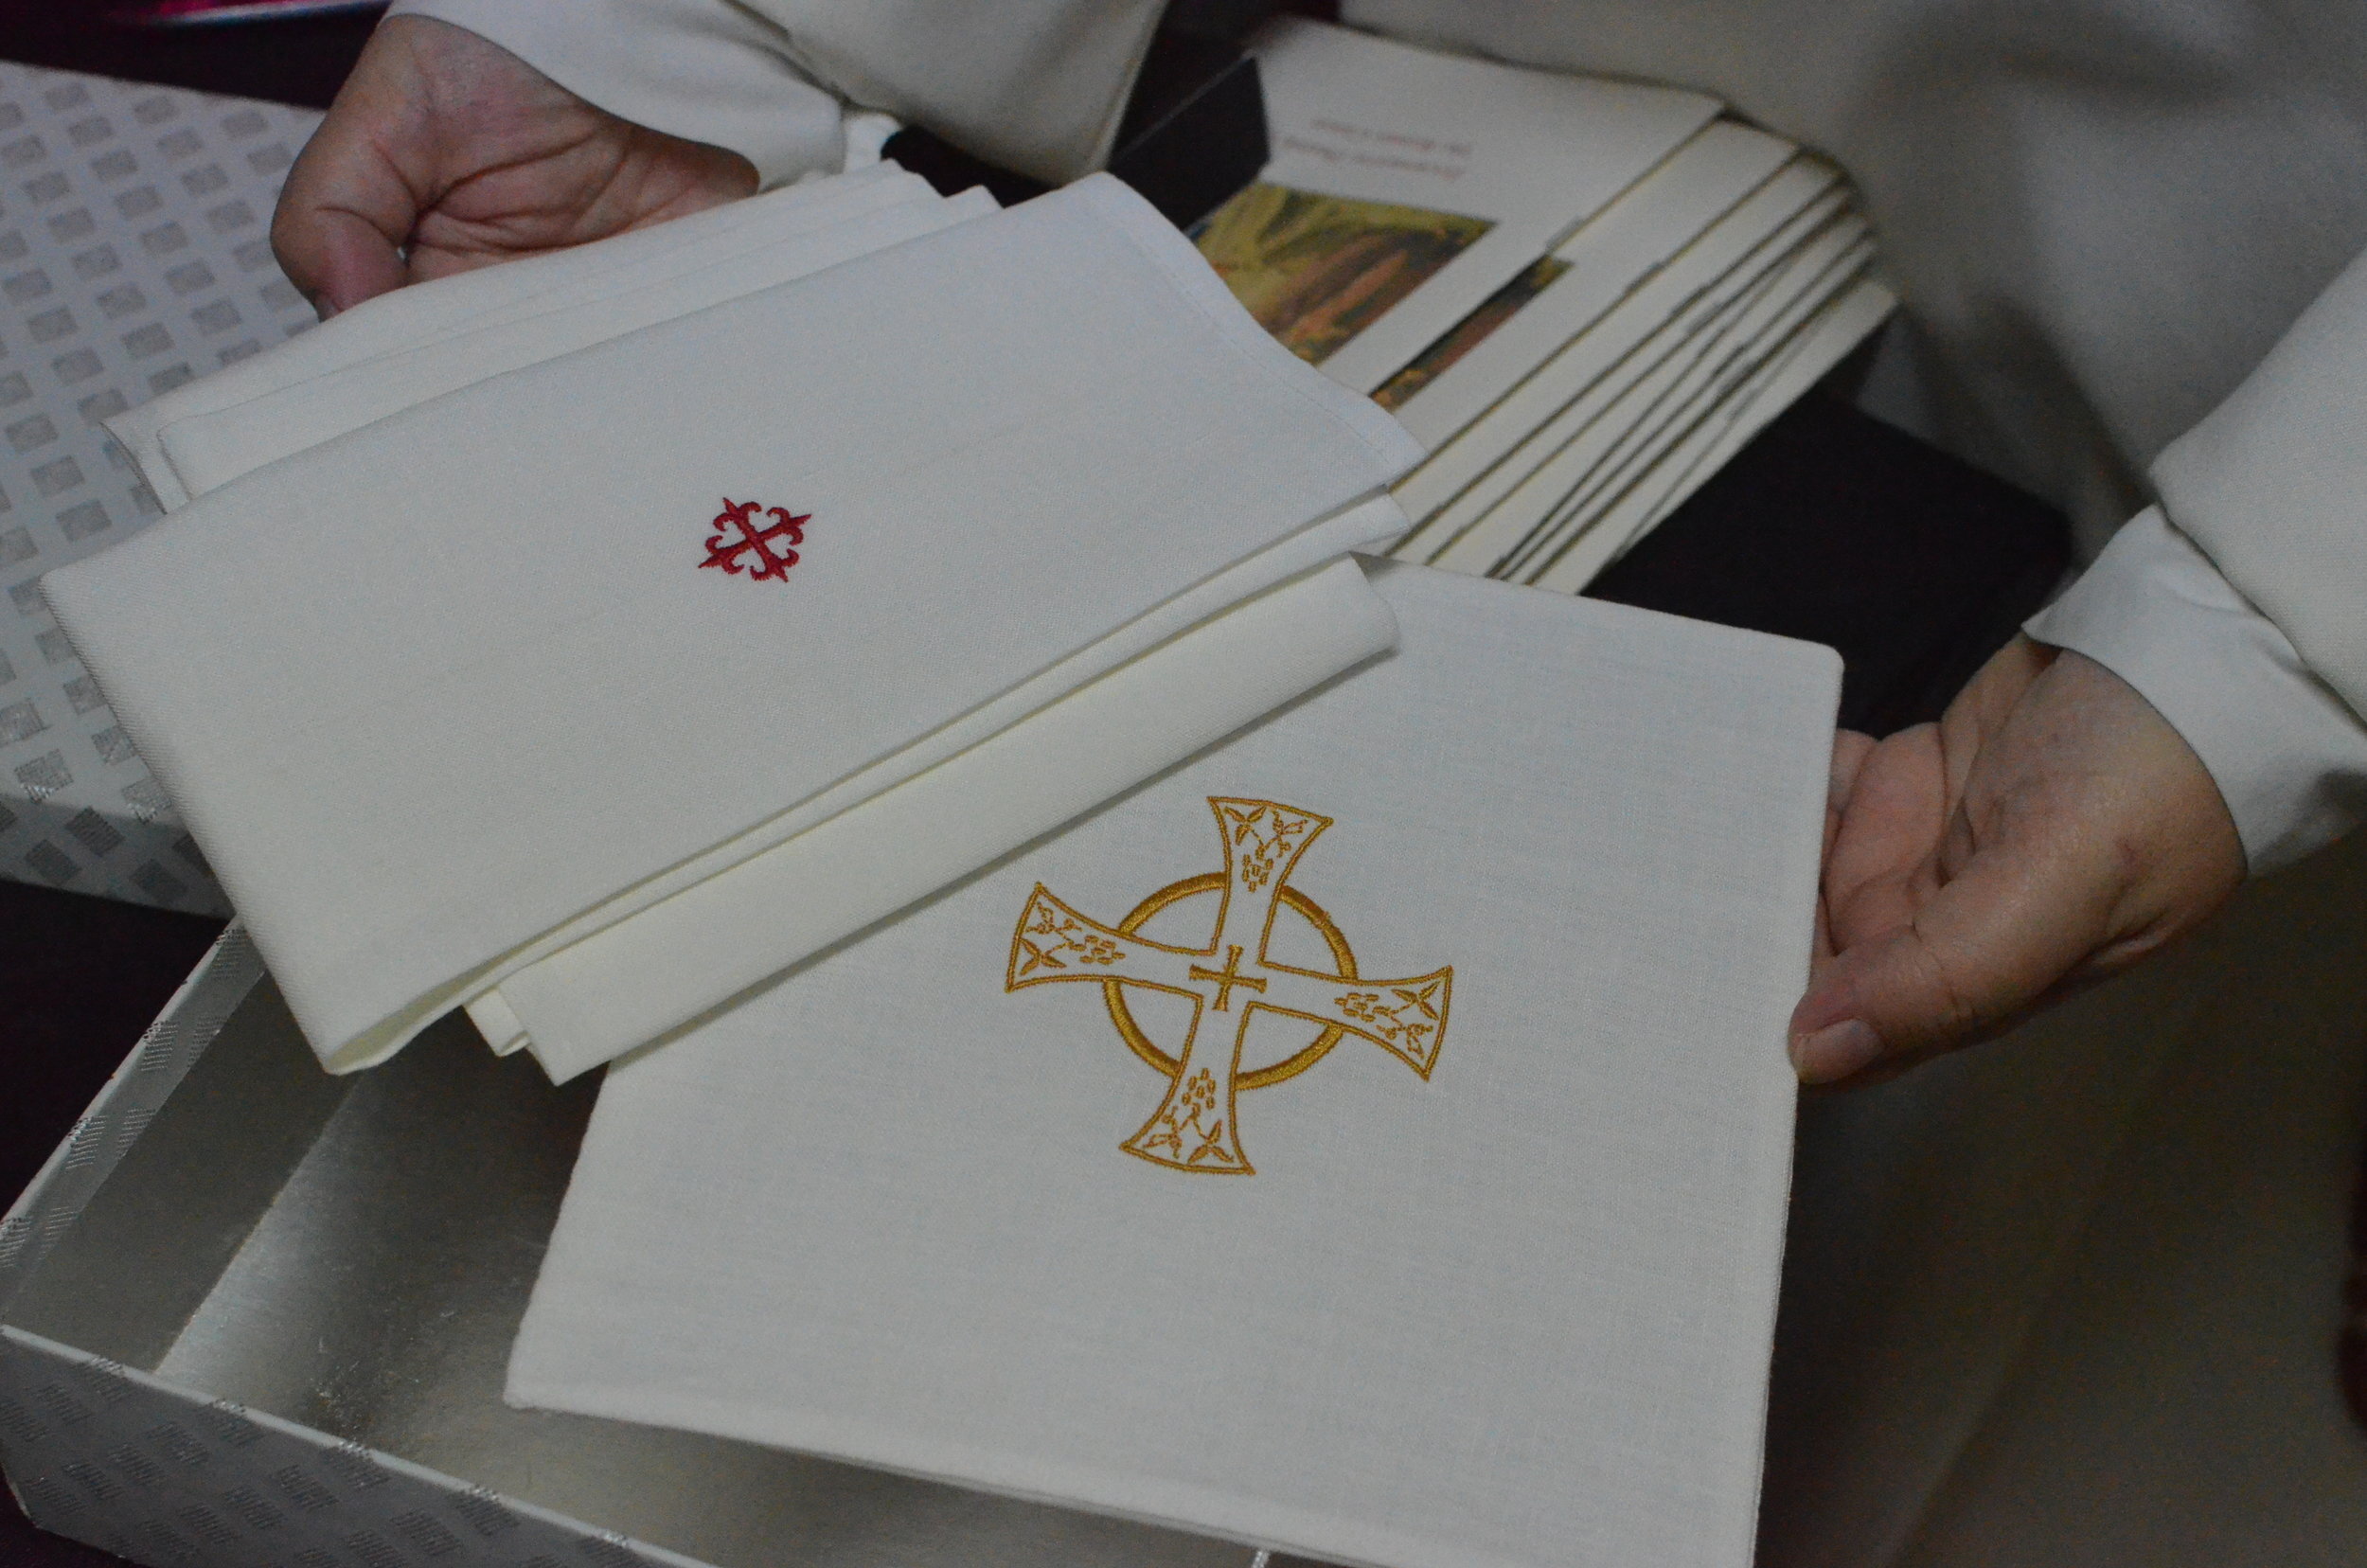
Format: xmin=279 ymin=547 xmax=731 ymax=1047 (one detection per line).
xmin=0 ymin=930 xmax=1273 ymax=1568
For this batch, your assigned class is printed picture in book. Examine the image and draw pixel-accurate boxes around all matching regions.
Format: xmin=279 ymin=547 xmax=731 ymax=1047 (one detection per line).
xmin=1195 ymin=183 xmax=1492 ymax=366
xmin=1373 ymin=256 xmax=1573 ymax=411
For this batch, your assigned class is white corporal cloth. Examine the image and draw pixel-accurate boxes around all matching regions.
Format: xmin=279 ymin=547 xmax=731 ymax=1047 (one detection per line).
xmin=507 ymin=561 xmax=1840 ymax=1568
xmin=46 ymin=173 xmax=1423 ymax=1076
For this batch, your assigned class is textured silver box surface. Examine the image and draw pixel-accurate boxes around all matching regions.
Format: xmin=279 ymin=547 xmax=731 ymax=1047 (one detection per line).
xmin=0 ymin=62 xmax=329 ymax=915
xmin=0 ymin=932 xmax=1265 ymax=1568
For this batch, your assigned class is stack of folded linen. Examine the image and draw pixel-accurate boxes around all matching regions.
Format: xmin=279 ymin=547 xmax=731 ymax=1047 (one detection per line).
xmin=49 ymin=167 xmax=1424 ymax=1081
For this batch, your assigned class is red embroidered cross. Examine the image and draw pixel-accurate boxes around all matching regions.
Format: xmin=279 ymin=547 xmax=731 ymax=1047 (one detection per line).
xmin=702 ymin=498 xmax=810 ymax=582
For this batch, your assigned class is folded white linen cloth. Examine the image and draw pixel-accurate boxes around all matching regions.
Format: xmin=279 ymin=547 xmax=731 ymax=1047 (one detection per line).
xmin=112 ymin=164 xmax=935 ymax=508
xmin=507 ymin=561 xmax=1839 ymax=1568
xmin=153 ymin=181 xmax=990 ymax=505
xmin=47 ymin=173 xmax=1423 ymax=1074
xmin=489 ymin=552 xmax=1398 ymax=1081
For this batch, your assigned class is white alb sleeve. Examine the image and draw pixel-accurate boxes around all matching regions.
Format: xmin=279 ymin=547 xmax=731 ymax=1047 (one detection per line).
xmin=2025 ymin=507 xmax=2367 ymax=875
xmin=387 ymin=0 xmax=848 ymax=187
xmin=2148 ymin=247 xmax=2367 ymax=739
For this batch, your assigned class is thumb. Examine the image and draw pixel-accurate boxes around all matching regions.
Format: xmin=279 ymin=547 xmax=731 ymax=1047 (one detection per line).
xmin=272 ymin=198 xmax=410 ymax=317
xmin=269 ymin=32 xmax=430 ymax=314
xmin=1788 ymin=824 xmax=2119 ymax=1083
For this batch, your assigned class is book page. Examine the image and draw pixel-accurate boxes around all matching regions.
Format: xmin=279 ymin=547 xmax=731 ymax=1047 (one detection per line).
xmin=1403 ymin=180 xmax=1845 ymax=568
xmin=1378 ymin=121 xmax=1795 ymax=444
xmin=1203 ymin=18 xmax=1716 ymax=395
xmin=1531 ymin=278 xmax=1898 ymax=592
xmin=1388 ymin=159 xmax=1839 ymax=535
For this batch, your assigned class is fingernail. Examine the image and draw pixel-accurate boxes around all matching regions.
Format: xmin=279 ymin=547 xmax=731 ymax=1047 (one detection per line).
xmin=1789 ymin=1019 xmax=1885 ymax=1084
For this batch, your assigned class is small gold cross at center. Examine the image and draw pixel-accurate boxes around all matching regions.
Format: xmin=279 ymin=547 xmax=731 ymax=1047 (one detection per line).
xmin=1188 ymin=943 xmax=1269 ymax=1012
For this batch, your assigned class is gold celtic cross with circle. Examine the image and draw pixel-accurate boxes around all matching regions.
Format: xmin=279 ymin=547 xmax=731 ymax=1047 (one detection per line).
xmin=1005 ymin=797 xmax=1453 ymax=1175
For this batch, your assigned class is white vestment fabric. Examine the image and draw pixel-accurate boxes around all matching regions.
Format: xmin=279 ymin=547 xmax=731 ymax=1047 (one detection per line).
xmin=2026 ymin=508 xmax=2367 ymax=875
xmin=507 ymin=561 xmax=1840 ymax=1568
xmin=385 ymin=0 xmax=1166 ymax=186
xmin=45 ymin=174 xmax=1421 ymax=1074
xmin=1344 ymin=0 xmax=2367 ymax=865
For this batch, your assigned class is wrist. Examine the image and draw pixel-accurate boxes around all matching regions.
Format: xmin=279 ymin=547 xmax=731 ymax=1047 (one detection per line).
xmin=2024 ymin=507 xmax=2367 ymax=874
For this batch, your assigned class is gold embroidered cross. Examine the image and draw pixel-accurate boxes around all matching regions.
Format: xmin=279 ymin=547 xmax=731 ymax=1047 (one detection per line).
xmin=1005 ymin=797 xmax=1453 ymax=1175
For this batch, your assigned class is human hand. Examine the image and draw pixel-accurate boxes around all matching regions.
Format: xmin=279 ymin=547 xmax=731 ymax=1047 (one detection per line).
xmin=272 ymin=15 xmax=758 ymax=315
xmin=1789 ymin=635 xmax=2244 ymax=1085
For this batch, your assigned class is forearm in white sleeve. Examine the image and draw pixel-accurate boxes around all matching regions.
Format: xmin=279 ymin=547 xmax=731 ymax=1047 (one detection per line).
xmin=387 ymin=0 xmax=848 ymax=187
xmin=392 ymin=0 xmax=1163 ymax=189
xmin=739 ymin=0 xmax=1164 ymax=184
xmin=2147 ymin=247 xmax=2367 ymax=742
xmin=2025 ymin=508 xmax=2367 ymax=875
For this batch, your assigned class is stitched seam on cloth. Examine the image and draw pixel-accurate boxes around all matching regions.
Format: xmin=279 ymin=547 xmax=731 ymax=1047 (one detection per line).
xmin=113 ymin=167 xmax=920 ymax=490
xmin=154 ymin=189 xmax=960 ymax=504
xmin=2027 ymin=507 xmax=2367 ymax=871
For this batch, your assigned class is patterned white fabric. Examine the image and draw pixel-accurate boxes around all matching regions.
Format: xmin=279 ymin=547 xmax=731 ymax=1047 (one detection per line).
xmin=509 ymin=560 xmax=1840 ymax=1568
xmin=45 ymin=174 xmax=1420 ymax=1075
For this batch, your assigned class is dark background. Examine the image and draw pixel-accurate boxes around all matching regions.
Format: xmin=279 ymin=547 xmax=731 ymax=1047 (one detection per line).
xmin=0 ymin=6 xmax=2074 ymax=1564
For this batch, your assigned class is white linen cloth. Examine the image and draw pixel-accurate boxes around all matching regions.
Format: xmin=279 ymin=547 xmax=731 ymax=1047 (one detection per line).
xmin=151 ymin=179 xmax=988 ymax=506
xmin=111 ymin=164 xmax=936 ymax=508
xmin=1382 ymin=120 xmax=1801 ymax=454
xmin=507 ymin=561 xmax=1839 ymax=1568
xmin=44 ymin=173 xmax=1422 ymax=1074
xmin=489 ymin=550 xmax=1399 ymax=1082
xmin=369 ymin=4 xmax=2367 ymax=1561
xmin=1397 ymin=160 xmax=1842 ymax=555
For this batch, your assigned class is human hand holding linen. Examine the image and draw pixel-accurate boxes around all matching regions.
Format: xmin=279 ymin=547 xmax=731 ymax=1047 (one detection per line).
xmin=1792 ymin=636 xmax=2244 ymax=1084
xmin=273 ymin=15 xmax=756 ymax=314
